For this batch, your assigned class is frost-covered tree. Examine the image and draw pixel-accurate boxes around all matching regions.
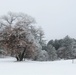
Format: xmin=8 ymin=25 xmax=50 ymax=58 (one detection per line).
xmin=47 ymin=44 xmax=57 ymax=61
xmin=57 ymin=36 xmax=74 ymax=59
xmin=0 ymin=12 xmax=42 ymax=61
xmin=61 ymin=36 xmax=73 ymax=59
xmin=57 ymin=47 xmax=69 ymax=59
xmin=36 ymin=50 xmax=49 ymax=61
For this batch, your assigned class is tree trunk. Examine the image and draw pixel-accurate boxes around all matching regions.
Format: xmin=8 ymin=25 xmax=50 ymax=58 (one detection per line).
xmin=20 ymin=47 xmax=26 ymax=61
xmin=16 ymin=54 xmax=20 ymax=61
xmin=16 ymin=47 xmax=26 ymax=61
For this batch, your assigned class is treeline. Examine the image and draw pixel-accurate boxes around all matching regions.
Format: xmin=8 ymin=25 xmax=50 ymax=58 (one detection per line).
xmin=44 ymin=35 xmax=76 ymax=60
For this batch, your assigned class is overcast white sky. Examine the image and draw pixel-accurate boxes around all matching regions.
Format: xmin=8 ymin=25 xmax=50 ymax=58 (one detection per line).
xmin=0 ymin=0 xmax=76 ymax=41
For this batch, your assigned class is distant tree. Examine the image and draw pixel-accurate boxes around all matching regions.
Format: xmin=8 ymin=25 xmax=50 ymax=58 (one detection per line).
xmin=61 ymin=35 xmax=73 ymax=47
xmin=47 ymin=44 xmax=57 ymax=61
xmin=57 ymin=47 xmax=66 ymax=59
xmin=57 ymin=36 xmax=74 ymax=59
xmin=53 ymin=39 xmax=62 ymax=50
xmin=36 ymin=50 xmax=49 ymax=61
xmin=57 ymin=46 xmax=73 ymax=59
xmin=47 ymin=39 xmax=63 ymax=50
xmin=47 ymin=40 xmax=54 ymax=46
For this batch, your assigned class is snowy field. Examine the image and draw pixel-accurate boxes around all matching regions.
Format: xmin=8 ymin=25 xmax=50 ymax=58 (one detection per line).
xmin=0 ymin=57 xmax=76 ymax=75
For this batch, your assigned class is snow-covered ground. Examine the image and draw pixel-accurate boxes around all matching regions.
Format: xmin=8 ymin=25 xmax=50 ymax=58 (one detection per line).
xmin=0 ymin=57 xmax=76 ymax=75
